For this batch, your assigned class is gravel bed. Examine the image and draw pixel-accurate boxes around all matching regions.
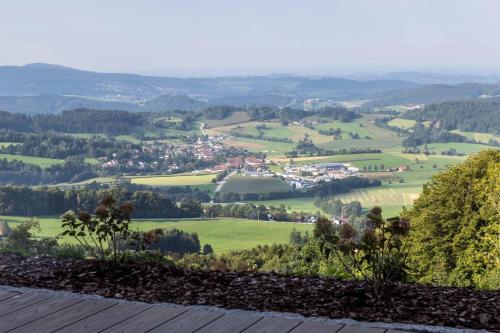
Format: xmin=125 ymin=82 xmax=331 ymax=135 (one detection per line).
xmin=0 ymin=254 xmax=498 ymax=331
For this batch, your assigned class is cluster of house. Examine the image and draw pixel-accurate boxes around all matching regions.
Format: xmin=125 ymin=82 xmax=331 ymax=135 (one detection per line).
xmin=280 ymin=162 xmax=360 ymax=188
xmin=204 ymin=156 xmax=267 ymax=174
xmin=193 ymin=138 xmax=225 ymax=161
xmin=289 ymin=119 xmax=320 ymax=127
xmin=97 ymin=143 xmax=197 ymax=172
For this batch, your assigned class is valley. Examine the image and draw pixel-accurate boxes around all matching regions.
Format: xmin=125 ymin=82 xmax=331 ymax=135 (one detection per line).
xmin=0 ymin=98 xmax=495 ymax=253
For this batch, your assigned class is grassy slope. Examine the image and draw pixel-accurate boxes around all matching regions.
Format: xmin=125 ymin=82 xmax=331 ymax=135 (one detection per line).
xmin=249 ymin=197 xmax=322 ymax=214
xmin=419 ymin=142 xmax=494 ymax=155
xmin=130 ymin=174 xmax=215 ymax=186
xmin=314 ymin=120 xmax=372 ymax=138
xmin=1 ymin=216 xmax=312 ymax=253
xmin=450 ymin=130 xmax=500 ymax=143
xmin=0 ymin=154 xmax=64 ymax=168
xmin=387 ymin=118 xmax=417 ymax=129
xmin=204 ymin=111 xmax=252 ymax=128
xmin=219 ymin=175 xmax=291 ymax=195
xmin=209 ymin=121 xmax=332 ymax=144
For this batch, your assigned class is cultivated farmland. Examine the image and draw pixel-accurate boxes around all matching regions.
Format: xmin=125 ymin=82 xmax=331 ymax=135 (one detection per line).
xmin=219 ymin=175 xmax=292 ymax=195
xmin=130 ymin=173 xmax=215 ymax=186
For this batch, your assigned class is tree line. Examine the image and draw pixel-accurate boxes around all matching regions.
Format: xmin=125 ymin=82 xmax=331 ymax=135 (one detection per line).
xmin=0 ymin=185 xmax=209 ymax=217
xmin=214 ymin=177 xmax=380 ymax=202
xmin=405 ymin=99 xmax=500 ymax=135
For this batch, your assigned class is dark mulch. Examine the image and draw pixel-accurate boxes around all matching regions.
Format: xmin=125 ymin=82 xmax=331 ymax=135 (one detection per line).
xmin=0 ymin=255 xmax=498 ymax=331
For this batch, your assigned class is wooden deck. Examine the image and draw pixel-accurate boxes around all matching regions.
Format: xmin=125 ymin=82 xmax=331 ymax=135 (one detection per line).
xmin=0 ymin=290 xmax=418 ymax=333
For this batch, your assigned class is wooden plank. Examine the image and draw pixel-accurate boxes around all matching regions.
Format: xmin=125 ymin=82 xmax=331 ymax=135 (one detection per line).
xmin=148 ymin=309 xmax=224 ymax=333
xmin=195 ymin=313 xmax=263 ymax=333
xmin=0 ymin=292 xmax=19 ymax=303
xmin=57 ymin=302 xmax=155 ymax=333
xmin=0 ymin=294 xmax=52 ymax=317
xmin=290 ymin=319 xmax=344 ymax=333
xmin=338 ymin=325 xmax=386 ymax=333
xmin=0 ymin=297 xmax=81 ymax=332
xmin=242 ymin=316 xmax=302 ymax=333
xmin=95 ymin=304 xmax=186 ymax=333
xmin=11 ymin=299 xmax=117 ymax=333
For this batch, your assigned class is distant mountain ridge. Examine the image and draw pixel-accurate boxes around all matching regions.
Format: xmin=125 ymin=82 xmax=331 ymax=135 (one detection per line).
xmin=1 ymin=63 xmax=500 ymax=114
xmin=375 ymin=83 xmax=500 ymax=105
xmin=0 ymin=63 xmax=419 ymax=98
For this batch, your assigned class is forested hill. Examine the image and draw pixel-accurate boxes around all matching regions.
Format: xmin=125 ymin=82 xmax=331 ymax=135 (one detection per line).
xmin=0 ymin=94 xmax=207 ymax=115
xmin=0 ymin=109 xmax=148 ymax=135
xmin=373 ymin=83 xmax=500 ymax=105
xmin=406 ymin=100 xmax=500 ymax=135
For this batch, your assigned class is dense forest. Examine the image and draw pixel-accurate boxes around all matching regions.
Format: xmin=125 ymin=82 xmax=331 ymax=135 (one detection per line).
xmin=0 ymin=185 xmax=209 ymax=217
xmin=215 ymin=177 xmax=380 ymax=202
xmin=0 ymin=109 xmax=148 ymax=135
xmin=406 ymin=100 xmax=500 ymax=135
xmin=247 ymin=106 xmax=359 ymax=122
xmin=401 ymin=124 xmax=469 ymax=147
xmin=0 ymin=131 xmax=141 ymax=159
xmin=0 ymin=157 xmax=96 ymax=185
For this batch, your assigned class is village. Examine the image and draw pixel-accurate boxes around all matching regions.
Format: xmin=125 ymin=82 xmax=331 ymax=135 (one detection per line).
xmin=94 ymin=133 xmax=364 ymax=188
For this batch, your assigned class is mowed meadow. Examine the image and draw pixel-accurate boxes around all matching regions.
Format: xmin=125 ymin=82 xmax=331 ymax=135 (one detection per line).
xmin=130 ymin=173 xmax=215 ymax=186
xmin=0 ymin=216 xmax=313 ymax=253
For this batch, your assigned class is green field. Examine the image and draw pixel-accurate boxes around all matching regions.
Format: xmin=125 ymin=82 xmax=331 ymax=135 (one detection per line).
xmin=210 ymin=121 xmax=332 ymax=144
xmin=130 ymin=174 xmax=215 ymax=186
xmin=450 ymin=130 xmax=500 ymax=144
xmin=374 ymin=105 xmax=415 ymax=113
xmin=0 ymin=154 xmax=64 ymax=168
xmin=0 ymin=216 xmax=312 ymax=253
xmin=115 ymin=135 xmax=142 ymax=144
xmin=273 ymin=152 xmax=411 ymax=169
xmin=0 ymin=142 xmax=20 ymax=148
xmin=330 ymin=184 xmax=421 ymax=217
xmin=204 ymin=111 xmax=252 ymax=128
xmin=64 ymin=133 xmax=107 ymax=139
xmin=419 ymin=142 xmax=494 ymax=155
xmin=222 ymin=137 xmax=296 ymax=156
xmin=249 ymin=197 xmax=323 ymax=214
xmin=314 ymin=120 xmax=372 ymax=139
xmin=219 ymin=175 xmax=291 ymax=195
xmin=315 ymin=115 xmax=403 ymax=150
xmin=387 ymin=118 xmax=417 ymax=129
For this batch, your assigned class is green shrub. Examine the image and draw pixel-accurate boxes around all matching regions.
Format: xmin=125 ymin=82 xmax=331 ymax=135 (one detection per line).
xmin=130 ymin=228 xmax=201 ymax=255
xmin=0 ymin=218 xmax=58 ymax=256
xmin=314 ymin=208 xmax=411 ymax=295
xmin=123 ymin=250 xmax=175 ymax=266
xmin=52 ymin=244 xmax=87 ymax=259
xmin=61 ymin=195 xmax=133 ymax=264
xmin=202 ymin=244 xmax=214 ymax=255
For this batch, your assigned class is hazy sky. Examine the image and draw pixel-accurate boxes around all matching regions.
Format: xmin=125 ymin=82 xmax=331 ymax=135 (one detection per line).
xmin=1 ymin=0 xmax=500 ymax=76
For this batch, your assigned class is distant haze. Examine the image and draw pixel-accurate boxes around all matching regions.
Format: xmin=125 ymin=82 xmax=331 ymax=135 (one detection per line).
xmin=2 ymin=0 xmax=500 ymax=76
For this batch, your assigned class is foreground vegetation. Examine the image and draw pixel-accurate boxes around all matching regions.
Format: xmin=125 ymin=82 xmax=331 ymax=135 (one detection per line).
xmin=1 ymin=150 xmax=498 ymax=291
xmin=0 ymin=216 xmax=312 ymax=253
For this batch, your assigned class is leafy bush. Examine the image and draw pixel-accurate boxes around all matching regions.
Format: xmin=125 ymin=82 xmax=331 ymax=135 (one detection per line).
xmin=61 ymin=195 xmax=133 ymax=264
xmin=123 ymin=250 xmax=175 ymax=265
xmin=129 ymin=228 xmax=201 ymax=255
xmin=314 ymin=208 xmax=410 ymax=295
xmin=408 ymin=149 xmax=500 ymax=289
xmin=202 ymin=244 xmax=214 ymax=255
xmin=0 ymin=219 xmax=58 ymax=256
xmin=52 ymin=244 xmax=87 ymax=259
